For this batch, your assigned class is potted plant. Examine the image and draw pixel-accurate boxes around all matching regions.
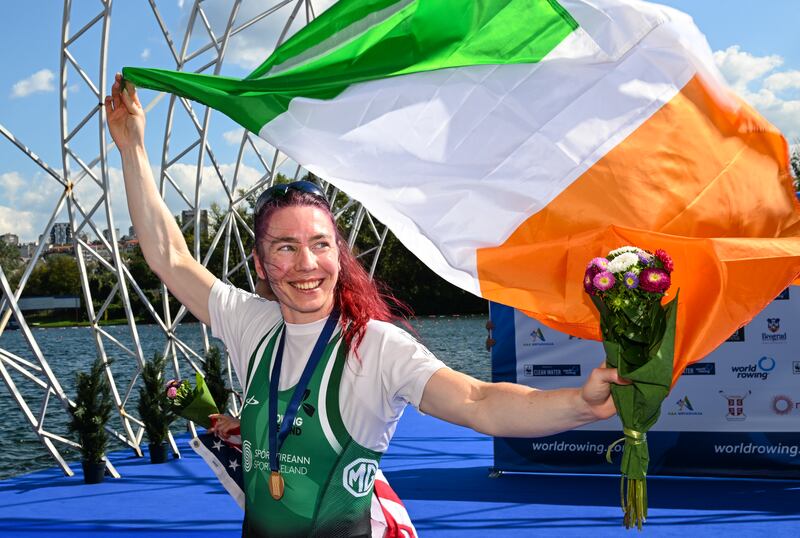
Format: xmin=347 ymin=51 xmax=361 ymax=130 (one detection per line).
xmin=202 ymin=345 xmax=231 ymax=414
xmin=137 ymin=353 xmax=174 ymax=463
xmin=68 ymin=358 xmax=113 ymax=484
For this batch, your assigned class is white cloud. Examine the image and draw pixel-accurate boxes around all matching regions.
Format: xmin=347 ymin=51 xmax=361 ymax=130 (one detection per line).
xmin=11 ymin=69 xmax=55 ymax=98
xmin=713 ymin=46 xmax=782 ymax=92
xmin=195 ymin=0 xmax=338 ymax=70
xmin=0 ymin=205 xmax=36 ymax=240
xmin=0 ymin=172 xmax=25 ymax=194
xmin=713 ymin=46 xmax=800 ymax=141
xmin=141 ymin=48 xmax=151 ymax=60
xmin=764 ymin=71 xmax=800 ymax=93
xmin=222 ymin=128 xmax=245 ymax=145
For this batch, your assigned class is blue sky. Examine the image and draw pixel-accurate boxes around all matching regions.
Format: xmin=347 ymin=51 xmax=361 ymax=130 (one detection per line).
xmin=0 ymin=0 xmax=798 ymax=243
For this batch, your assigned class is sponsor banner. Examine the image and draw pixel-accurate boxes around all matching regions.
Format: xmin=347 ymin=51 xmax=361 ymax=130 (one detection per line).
xmin=490 ymin=288 xmax=800 ymax=475
xmin=494 ymin=431 xmax=800 ymax=478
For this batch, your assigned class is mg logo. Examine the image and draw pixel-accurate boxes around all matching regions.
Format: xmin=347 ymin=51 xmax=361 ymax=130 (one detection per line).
xmin=342 ymin=458 xmax=379 ymax=497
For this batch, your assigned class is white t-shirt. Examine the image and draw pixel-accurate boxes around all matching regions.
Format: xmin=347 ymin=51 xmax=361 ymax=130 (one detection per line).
xmin=208 ymin=279 xmax=447 ymax=452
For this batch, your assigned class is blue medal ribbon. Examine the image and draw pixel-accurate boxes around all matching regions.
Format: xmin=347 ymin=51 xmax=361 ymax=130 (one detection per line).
xmin=268 ymin=310 xmax=339 ymax=475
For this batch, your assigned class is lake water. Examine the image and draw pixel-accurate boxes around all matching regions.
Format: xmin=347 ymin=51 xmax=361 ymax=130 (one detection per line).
xmin=0 ymin=316 xmax=490 ymax=480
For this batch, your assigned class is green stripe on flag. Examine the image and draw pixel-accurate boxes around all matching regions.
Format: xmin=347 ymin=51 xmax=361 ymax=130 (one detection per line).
xmin=124 ymin=0 xmax=577 ymax=133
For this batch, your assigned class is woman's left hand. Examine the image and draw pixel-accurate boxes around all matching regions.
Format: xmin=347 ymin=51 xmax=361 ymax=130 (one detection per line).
xmin=208 ymin=414 xmax=240 ymax=440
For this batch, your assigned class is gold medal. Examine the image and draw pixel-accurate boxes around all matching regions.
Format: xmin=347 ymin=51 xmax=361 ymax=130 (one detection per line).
xmin=269 ymin=470 xmax=285 ymax=500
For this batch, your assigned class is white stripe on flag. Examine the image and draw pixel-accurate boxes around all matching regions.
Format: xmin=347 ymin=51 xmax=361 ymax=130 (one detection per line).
xmin=260 ymin=3 xmax=705 ymax=292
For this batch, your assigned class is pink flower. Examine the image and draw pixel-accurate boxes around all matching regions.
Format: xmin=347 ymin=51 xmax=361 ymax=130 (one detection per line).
xmin=593 ymin=271 xmax=616 ymax=292
xmin=655 ymin=249 xmax=674 ymax=273
xmin=639 ymin=268 xmax=671 ymax=293
xmin=588 ymin=257 xmax=609 ymax=271
xmin=583 ymin=270 xmax=597 ymax=295
xmin=167 ymin=386 xmax=178 ymax=399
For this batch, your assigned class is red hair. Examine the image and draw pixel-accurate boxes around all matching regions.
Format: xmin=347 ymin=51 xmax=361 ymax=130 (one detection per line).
xmin=255 ymin=190 xmax=406 ymax=353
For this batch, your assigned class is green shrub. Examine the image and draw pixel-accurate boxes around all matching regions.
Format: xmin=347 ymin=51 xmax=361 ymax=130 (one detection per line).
xmin=69 ymin=359 xmax=113 ymax=463
xmin=137 ymin=353 xmax=174 ymax=446
xmin=202 ymin=345 xmax=231 ymax=413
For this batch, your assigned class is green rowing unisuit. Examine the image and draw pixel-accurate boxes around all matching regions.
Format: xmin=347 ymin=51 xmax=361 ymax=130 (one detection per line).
xmin=240 ymin=322 xmax=383 ymax=538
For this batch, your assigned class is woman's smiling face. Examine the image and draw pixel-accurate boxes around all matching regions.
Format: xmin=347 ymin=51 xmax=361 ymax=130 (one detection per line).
xmin=254 ymin=205 xmax=340 ymax=324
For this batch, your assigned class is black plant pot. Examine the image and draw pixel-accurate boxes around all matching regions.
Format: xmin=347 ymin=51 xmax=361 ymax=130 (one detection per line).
xmin=81 ymin=460 xmax=106 ymax=484
xmin=149 ymin=442 xmax=169 ymax=464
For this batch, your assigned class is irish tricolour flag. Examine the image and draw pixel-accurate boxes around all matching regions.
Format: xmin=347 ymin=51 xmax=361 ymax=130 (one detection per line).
xmin=125 ymin=0 xmax=800 ymax=379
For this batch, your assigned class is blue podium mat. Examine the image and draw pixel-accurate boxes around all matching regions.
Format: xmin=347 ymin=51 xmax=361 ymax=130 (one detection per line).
xmin=1 ymin=408 xmax=798 ymax=537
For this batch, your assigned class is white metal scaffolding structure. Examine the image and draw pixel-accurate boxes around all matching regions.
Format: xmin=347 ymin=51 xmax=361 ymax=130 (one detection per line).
xmin=0 ymin=0 xmax=390 ymax=477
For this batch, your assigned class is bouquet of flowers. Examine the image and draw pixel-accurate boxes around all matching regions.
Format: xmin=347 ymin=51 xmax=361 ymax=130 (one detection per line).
xmin=165 ymin=373 xmax=220 ymax=430
xmin=584 ymin=246 xmax=678 ymax=530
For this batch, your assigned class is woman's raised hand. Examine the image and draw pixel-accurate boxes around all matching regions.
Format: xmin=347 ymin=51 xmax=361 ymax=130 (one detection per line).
xmin=104 ymin=72 xmax=145 ymax=152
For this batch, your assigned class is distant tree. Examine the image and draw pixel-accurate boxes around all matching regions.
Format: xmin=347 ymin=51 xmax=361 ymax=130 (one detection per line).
xmin=0 ymin=240 xmax=21 ymax=280
xmin=374 ymin=234 xmax=487 ymax=316
xmin=24 ymin=255 xmax=81 ymax=297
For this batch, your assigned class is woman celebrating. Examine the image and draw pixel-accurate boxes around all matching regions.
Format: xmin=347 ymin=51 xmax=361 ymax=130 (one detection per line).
xmin=106 ymin=74 xmax=625 ymax=538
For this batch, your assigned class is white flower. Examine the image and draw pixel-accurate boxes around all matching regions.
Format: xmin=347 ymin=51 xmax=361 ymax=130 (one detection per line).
xmin=608 ymin=252 xmax=639 ymax=273
xmin=608 ymin=245 xmax=642 ymax=257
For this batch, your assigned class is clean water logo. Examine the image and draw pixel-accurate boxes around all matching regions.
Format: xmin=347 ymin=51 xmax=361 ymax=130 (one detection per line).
xmin=682 ymin=363 xmax=715 ymax=376
xmin=523 ymin=364 xmax=581 ymax=377
xmin=343 ymin=458 xmax=379 ymax=497
xmin=243 ymin=440 xmax=252 ymax=473
xmin=730 ymin=356 xmax=775 ymax=380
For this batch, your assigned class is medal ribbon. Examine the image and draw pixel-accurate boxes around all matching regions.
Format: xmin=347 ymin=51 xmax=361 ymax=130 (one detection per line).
xmin=268 ymin=310 xmax=339 ymax=475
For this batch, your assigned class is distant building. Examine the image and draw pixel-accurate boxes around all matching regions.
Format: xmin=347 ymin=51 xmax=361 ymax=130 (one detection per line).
xmin=50 ymin=223 xmax=72 ymax=246
xmin=181 ymin=209 xmax=209 ymax=239
xmin=128 ymin=225 xmax=136 ymax=239
xmin=18 ymin=242 xmax=36 ymax=260
xmin=0 ymin=233 xmax=19 ymax=246
xmin=102 ymin=228 xmax=120 ymax=244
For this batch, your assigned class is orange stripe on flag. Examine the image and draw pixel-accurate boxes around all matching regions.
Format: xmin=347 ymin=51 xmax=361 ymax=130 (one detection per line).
xmin=476 ymin=75 xmax=800 ymax=384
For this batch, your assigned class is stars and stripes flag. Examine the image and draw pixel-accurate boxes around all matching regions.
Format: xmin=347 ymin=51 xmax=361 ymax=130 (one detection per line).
xmin=124 ymin=0 xmax=800 ymax=380
xmin=191 ymin=425 xmax=418 ymax=537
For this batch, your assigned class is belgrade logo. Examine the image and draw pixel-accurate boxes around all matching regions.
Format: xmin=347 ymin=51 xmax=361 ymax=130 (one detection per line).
xmin=762 ymin=318 xmax=787 ymax=343
xmin=772 ymin=395 xmax=800 ymax=416
xmin=730 ymin=356 xmax=776 ymax=381
xmin=719 ymin=390 xmax=751 ymax=421
xmin=343 ymin=458 xmax=379 ymax=497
